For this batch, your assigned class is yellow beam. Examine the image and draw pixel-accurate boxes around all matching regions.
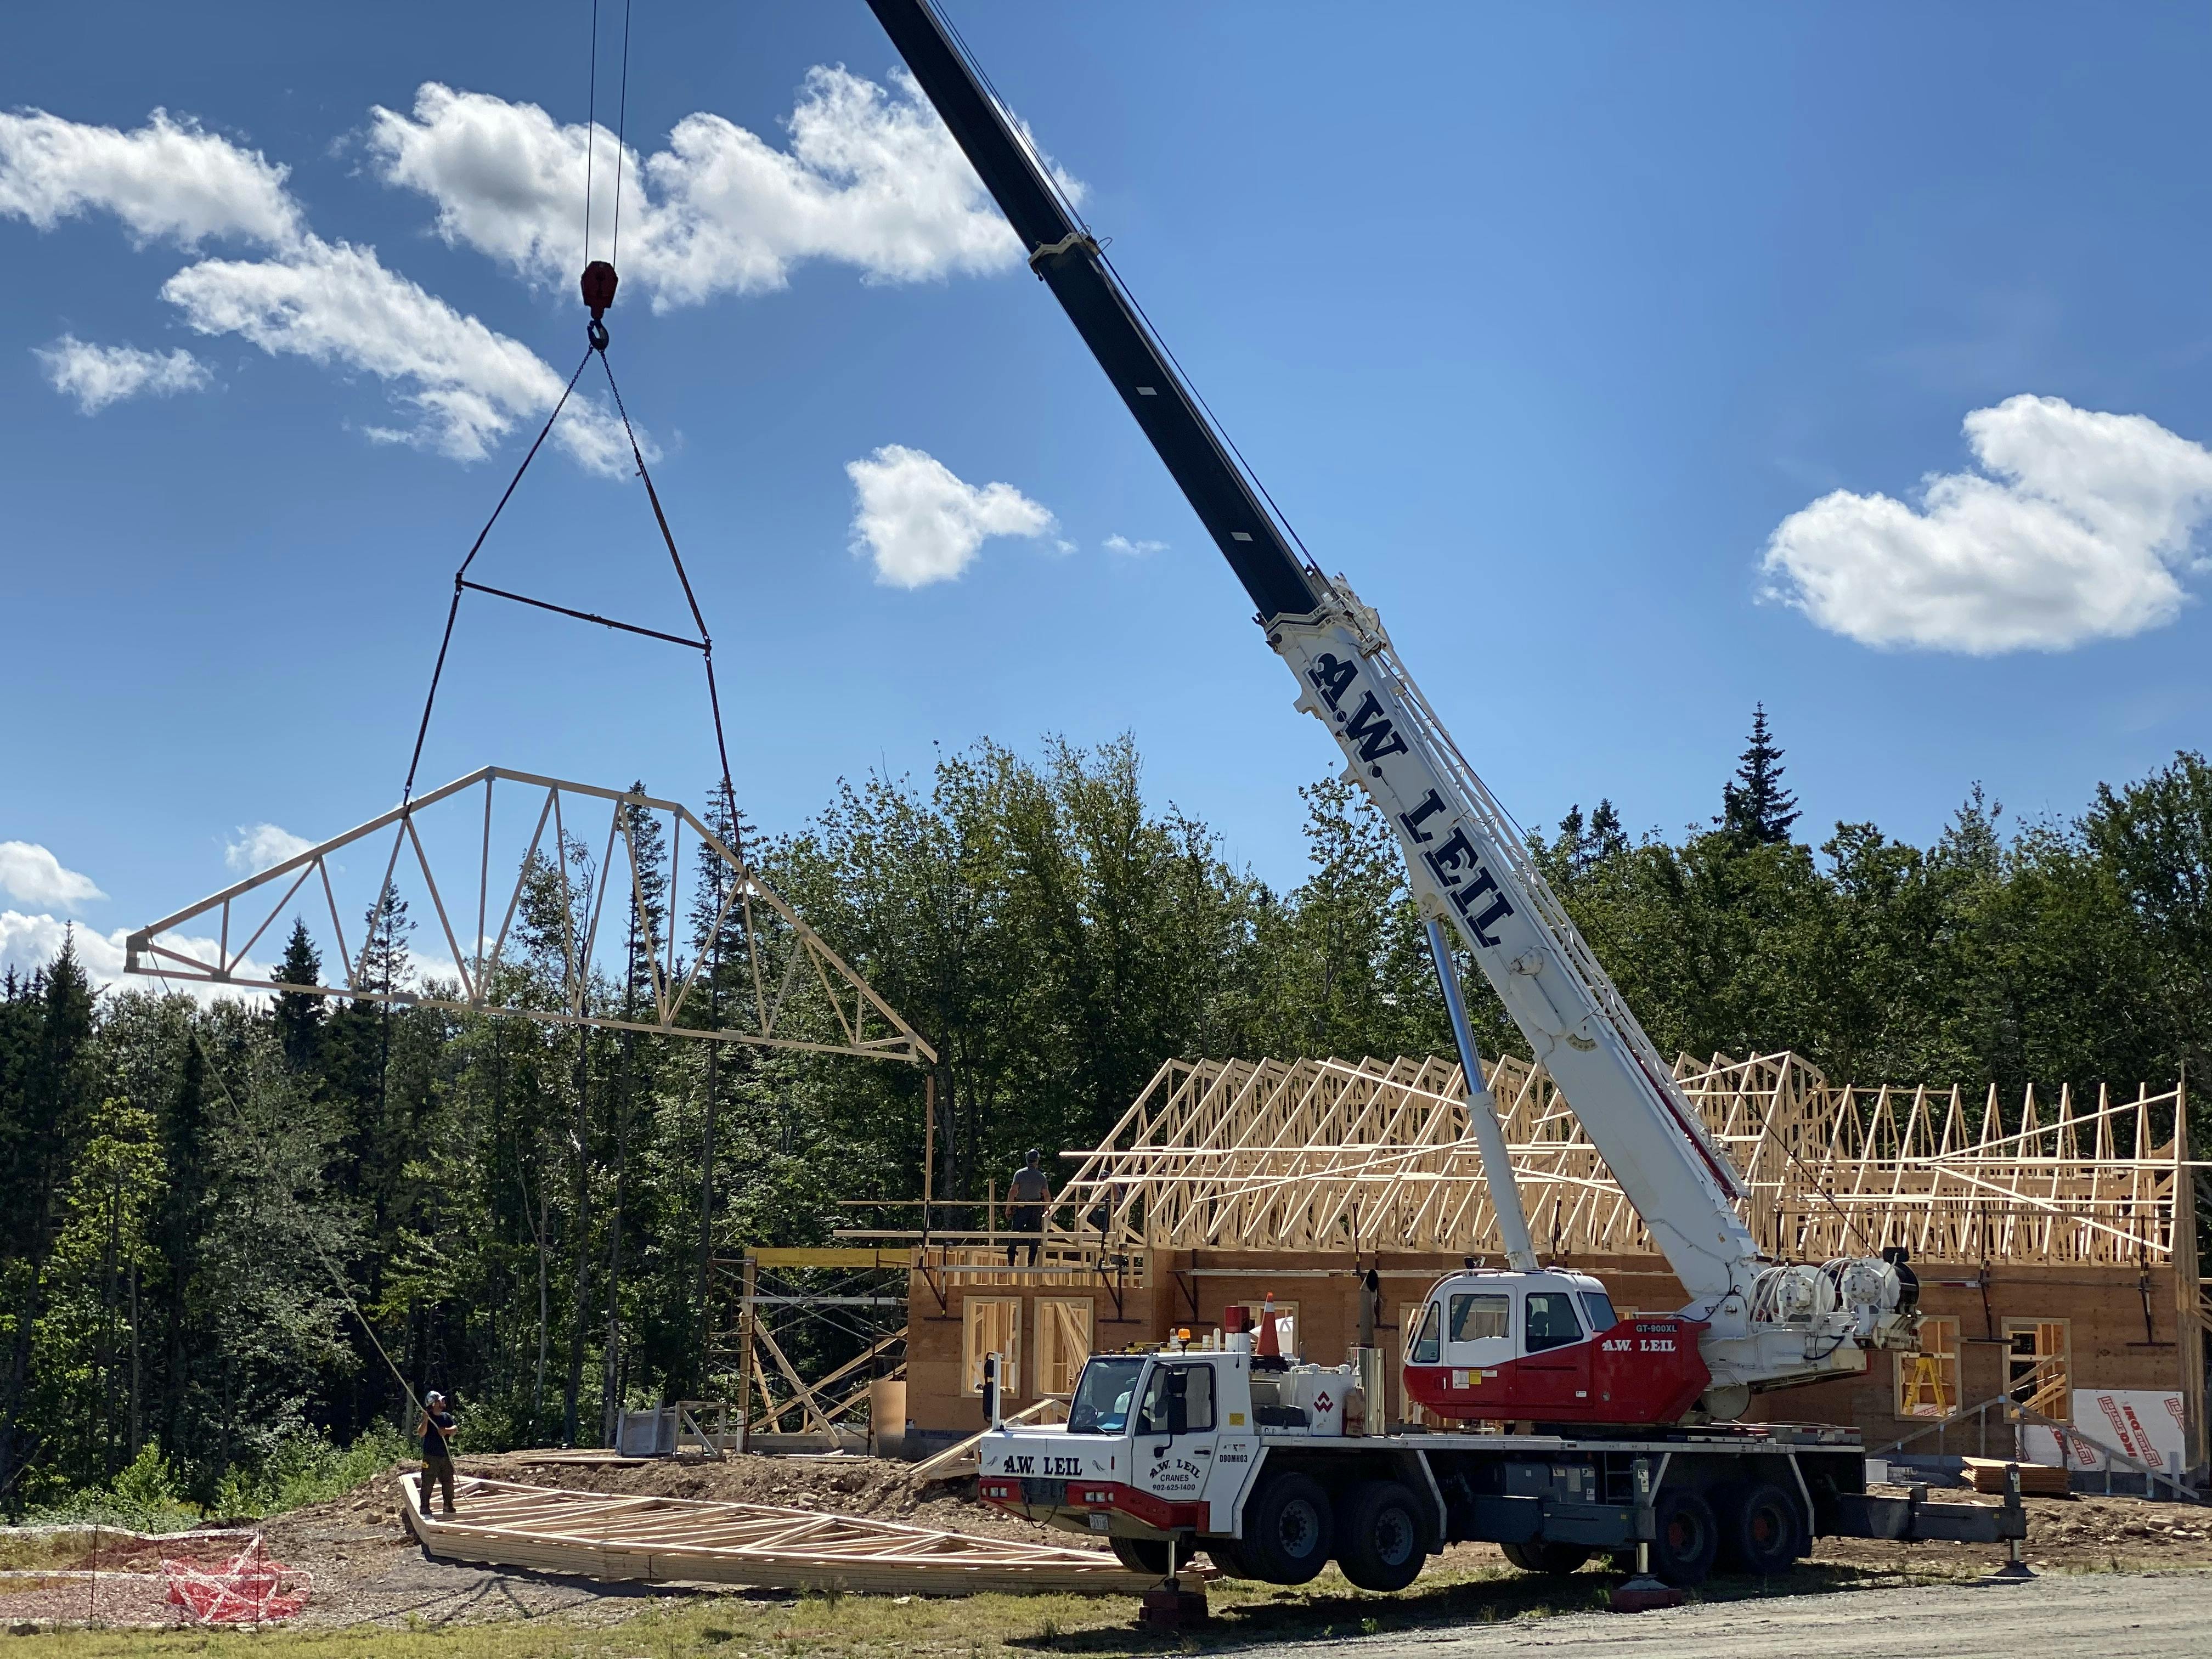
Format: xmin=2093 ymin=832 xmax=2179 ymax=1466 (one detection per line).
xmin=750 ymin=1246 xmax=911 ymax=1268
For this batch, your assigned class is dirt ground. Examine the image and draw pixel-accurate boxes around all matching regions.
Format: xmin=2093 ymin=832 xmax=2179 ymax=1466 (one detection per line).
xmin=5 ymin=1453 xmax=2209 ymax=1635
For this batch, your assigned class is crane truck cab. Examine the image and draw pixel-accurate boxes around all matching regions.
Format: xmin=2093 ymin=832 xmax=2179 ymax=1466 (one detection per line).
xmin=1401 ymin=1267 xmax=1713 ymax=1427
xmin=977 ymin=1338 xmax=1435 ymax=1590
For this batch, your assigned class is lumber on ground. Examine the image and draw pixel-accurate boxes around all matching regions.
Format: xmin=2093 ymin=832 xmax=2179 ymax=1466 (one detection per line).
xmin=398 ymin=1472 xmax=1153 ymax=1596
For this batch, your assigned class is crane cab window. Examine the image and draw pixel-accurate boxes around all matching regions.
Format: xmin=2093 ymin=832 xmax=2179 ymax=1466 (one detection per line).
xmin=1523 ymin=1292 xmax=1584 ymax=1353
xmin=1136 ymin=1364 xmax=1214 ymax=1435
xmin=1449 ymin=1293 xmax=1510 ymax=1341
xmin=1578 ymin=1290 xmax=1619 ymax=1333
xmin=1408 ymin=1302 xmax=1441 ymax=1365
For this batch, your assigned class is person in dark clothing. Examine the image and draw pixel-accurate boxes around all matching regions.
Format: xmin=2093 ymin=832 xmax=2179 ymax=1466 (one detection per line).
xmin=417 ymin=1390 xmax=459 ymax=1516
xmin=1007 ymin=1148 xmax=1051 ymax=1266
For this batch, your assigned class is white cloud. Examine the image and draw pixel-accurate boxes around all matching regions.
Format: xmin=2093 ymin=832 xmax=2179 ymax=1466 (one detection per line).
xmin=368 ymin=69 xmax=1064 ymax=309
xmin=1104 ymin=534 xmax=1165 ymax=557
xmin=162 ymin=235 xmax=633 ymax=471
xmin=0 ymin=106 xmax=300 ymax=248
xmin=1761 ymin=395 xmax=2212 ymax=654
xmin=845 ymin=444 xmax=1057 ymax=588
xmin=0 ymin=842 xmax=105 ymax=910
xmin=0 ymin=912 xmax=272 ymax=1006
xmin=5 ymin=106 xmax=633 ymax=472
xmin=225 ymin=822 xmax=315 ymax=875
xmin=36 ymin=335 xmax=210 ymax=413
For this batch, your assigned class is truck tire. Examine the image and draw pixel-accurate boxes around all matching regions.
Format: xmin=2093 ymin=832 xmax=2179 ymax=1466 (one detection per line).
xmin=1336 ymin=1480 xmax=1426 ymax=1592
xmin=1499 ymin=1541 xmax=1593 ymax=1575
xmin=1650 ymin=1489 xmax=1718 ymax=1588
xmin=1203 ymin=1537 xmax=1255 ymax=1578
xmin=1715 ymin=1481 xmax=1804 ymax=1577
xmin=1240 ymin=1471 xmax=1334 ymax=1585
xmin=1109 ymin=1536 xmax=1175 ymax=1577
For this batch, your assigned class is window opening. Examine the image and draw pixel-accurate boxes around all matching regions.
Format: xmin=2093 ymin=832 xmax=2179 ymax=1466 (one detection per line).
xmin=1524 ymin=1291 xmax=1583 ymax=1353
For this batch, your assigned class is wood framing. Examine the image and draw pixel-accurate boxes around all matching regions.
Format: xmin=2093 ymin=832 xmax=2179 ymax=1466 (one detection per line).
xmin=1054 ymin=1051 xmax=2194 ymax=1272
xmin=398 ymin=1472 xmax=1150 ymax=1595
xmin=125 ymin=768 xmax=933 ymax=1064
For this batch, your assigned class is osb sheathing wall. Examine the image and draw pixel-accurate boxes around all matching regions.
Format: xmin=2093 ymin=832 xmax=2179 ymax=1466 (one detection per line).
xmin=904 ymin=1052 xmax=2202 ymax=1460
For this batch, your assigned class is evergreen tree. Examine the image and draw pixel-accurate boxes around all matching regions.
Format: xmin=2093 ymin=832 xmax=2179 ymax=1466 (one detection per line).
xmin=1720 ymin=703 xmax=1801 ymax=846
xmin=272 ymin=920 xmax=325 ymax=1070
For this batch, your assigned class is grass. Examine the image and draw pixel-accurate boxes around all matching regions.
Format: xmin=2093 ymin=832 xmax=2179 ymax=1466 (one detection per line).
xmin=0 ymin=1556 xmax=1995 ymax=1659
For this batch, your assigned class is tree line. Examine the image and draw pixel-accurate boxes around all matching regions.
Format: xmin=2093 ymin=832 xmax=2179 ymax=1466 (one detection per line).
xmin=3 ymin=719 xmax=2207 ymax=1511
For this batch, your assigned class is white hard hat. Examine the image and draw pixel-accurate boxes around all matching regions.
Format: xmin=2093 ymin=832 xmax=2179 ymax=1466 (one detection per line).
xmin=426 ymin=1390 xmax=444 ymax=1404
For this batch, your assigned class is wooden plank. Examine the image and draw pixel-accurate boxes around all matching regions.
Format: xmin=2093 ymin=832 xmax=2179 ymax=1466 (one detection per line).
xmin=751 ymin=1246 xmax=911 ymax=1268
xmin=396 ymin=1472 xmax=1154 ymax=1598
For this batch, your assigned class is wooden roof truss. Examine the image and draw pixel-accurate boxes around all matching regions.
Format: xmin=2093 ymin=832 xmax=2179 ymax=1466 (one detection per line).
xmin=1054 ymin=1051 xmax=2191 ymax=1268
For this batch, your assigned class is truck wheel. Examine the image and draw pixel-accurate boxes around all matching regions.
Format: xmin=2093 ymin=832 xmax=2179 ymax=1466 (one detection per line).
xmin=1649 ymin=1490 xmax=1718 ymax=1588
xmin=1204 ymin=1537 xmax=1255 ymax=1578
xmin=1240 ymin=1471 xmax=1334 ymax=1585
xmin=1499 ymin=1541 xmax=1593 ymax=1575
xmin=1109 ymin=1536 xmax=1175 ymax=1577
xmin=1716 ymin=1481 xmax=1804 ymax=1577
xmin=1336 ymin=1480 xmax=1426 ymax=1593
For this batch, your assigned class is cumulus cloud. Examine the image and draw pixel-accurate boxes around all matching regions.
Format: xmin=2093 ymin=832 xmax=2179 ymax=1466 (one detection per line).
xmin=1762 ymin=395 xmax=2212 ymax=654
xmin=36 ymin=335 xmax=210 ymax=413
xmin=4 ymin=106 xmax=631 ymax=471
xmin=225 ymin=822 xmax=314 ymax=875
xmin=0 ymin=106 xmax=299 ymax=247
xmin=1104 ymin=534 xmax=1165 ymax=557
xmin=368 ymin=69 xmax=1065 ymax=309
xmin=162 ymin=235 xmax=633 ymax=471
xmin=0 ymin=842 xmax=105 ymax=910
xmin=0 ymin=912 xmax=272 ymax=1004
xmin=845 ymin=444 xmax=1057 ymax=588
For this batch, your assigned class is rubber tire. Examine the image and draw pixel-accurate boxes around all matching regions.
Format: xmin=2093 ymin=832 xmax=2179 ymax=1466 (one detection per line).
xmin=1650 ymin=1489 xmax=1719 ymax=1588
xmin=1110 ymin=1535 xmax=1176 ymax=1577
xmin=1240 ymin=1471 xmax=1335 ymax=1585
xmin=1204 ymin=1536 xmax=1256 ymax=1579
xmin=1499 ymin=1541 xmax=1594 ymax=1575
xmin=1336 ymin=1480 xmax=1427 ymax=1593
xmin=1716 ymin=1481 xmax=1805 ymax=1577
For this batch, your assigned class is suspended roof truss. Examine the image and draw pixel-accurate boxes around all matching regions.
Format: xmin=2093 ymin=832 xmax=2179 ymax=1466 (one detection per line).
xmin=125 ymin=766 xmax=934 ymax=1065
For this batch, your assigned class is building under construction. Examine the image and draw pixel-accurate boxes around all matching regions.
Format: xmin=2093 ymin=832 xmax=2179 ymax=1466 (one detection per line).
xmin=880 ymin=1051 xmax=2200 ymax=1483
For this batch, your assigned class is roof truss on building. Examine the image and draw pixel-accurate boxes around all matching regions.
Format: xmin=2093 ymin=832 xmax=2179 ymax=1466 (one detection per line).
xmin=125 ymin=767 xmax=934 ymax=1065
xmin=1055 ymin=1049 xmax=2192 ymax=1267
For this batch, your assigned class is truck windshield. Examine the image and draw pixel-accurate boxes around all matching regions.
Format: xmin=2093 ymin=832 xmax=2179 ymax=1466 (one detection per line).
xmin=1067 ymin=1356 xmax=1147 ymax=1434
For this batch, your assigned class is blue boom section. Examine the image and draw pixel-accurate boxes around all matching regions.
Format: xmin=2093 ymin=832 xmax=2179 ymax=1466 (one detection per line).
xmin=865 ymin=0 xmax=1323 ymax=625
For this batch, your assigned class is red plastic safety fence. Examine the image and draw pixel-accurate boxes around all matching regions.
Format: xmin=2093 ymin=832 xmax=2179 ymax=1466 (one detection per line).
xmin=161 ymin=1535 xmax=311 ymax=1626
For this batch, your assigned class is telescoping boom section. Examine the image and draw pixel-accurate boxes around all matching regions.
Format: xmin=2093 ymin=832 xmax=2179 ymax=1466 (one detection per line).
xmin=867 ymin=0 xmax=1920 ymax=1419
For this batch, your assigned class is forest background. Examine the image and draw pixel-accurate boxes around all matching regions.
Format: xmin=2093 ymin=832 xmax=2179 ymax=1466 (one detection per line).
xmin=4 ymin=715 xmax=2209 ymax=1517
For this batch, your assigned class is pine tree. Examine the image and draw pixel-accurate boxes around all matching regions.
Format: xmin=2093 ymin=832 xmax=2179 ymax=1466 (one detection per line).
xmin=1720 ymin=703 xmax=1801 ymax=847
xmin=271 ymin=921 xmax=325 ymax=1070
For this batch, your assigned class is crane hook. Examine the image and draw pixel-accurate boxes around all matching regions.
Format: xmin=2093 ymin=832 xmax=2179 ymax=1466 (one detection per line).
xmin=581 ymin=259 xmax=619 ymax=351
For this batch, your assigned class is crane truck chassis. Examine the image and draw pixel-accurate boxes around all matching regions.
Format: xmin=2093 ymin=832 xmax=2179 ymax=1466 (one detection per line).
xmin=975 ymin=1341 xmax=2027 ymax=1591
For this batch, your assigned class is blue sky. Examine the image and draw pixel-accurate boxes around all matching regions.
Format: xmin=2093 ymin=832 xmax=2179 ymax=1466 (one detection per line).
xmin=7 ymin=2 xmax=2212 ymax=989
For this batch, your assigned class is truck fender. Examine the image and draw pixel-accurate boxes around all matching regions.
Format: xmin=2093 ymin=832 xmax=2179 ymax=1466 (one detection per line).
xmin=1221 ymin=1443 xmax=1271 ymax=1537
xmin=1395 ymin=1449 xmax=1449 ymax=1554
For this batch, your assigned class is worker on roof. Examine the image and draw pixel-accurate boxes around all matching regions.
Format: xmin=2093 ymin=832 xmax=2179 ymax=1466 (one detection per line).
xmin=417 ymin=1390 xmax=459 ymax=1517
xmin=1007 ymin=1148 xmax=1052 ymax=1267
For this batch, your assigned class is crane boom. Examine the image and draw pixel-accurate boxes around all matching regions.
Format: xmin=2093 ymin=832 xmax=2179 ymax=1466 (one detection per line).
xmin=864 ymin=0 xmax=1915 ymax=1406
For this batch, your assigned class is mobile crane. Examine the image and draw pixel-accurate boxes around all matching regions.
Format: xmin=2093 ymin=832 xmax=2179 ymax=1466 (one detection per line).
xmin=861 ymin=0 xmax=2020 ymax=1590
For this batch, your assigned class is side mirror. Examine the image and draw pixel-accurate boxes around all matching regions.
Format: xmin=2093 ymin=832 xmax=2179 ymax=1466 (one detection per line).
xmin=981 ymin=1352 xmax=1002 ymax=1428
xmin=1166 ymin=1368 xmax=1189 ymax=1436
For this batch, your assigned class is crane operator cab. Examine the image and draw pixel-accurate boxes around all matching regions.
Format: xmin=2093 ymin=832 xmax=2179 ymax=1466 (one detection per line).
xmin=1401 ymin=1267 xmax=1713 ymax=1427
